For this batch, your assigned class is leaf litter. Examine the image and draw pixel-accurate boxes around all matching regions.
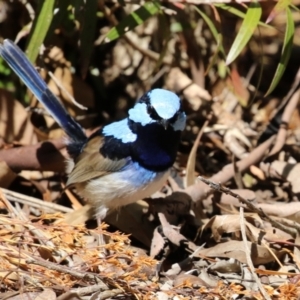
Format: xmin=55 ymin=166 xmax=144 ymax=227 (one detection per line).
xmin=1 ymin=1 xmax=300 ymax=299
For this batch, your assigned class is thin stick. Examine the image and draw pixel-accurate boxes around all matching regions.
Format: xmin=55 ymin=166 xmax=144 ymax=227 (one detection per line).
xmin=27 ymin=257 xmax=108 ymax=286
xmin=0 ymin=188 xmax=73 ymax=213
xmin=48 ymin=71 xmax=88 ymax=111
xmin=197 ymin=176 xmax=298 ymax=237
xmin=240 ymin=207 xmax=271 ymax=300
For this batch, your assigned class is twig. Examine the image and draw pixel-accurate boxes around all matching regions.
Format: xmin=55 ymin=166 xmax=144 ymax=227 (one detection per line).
xmin=259 ymin=67 xmax=300 ymax=147
xmin=91 ymin=289 xmax=123 ymax=300
xmin=0 ymin=188 xmax=73 ymax=213
xmin=0 ymin=190 xmax=74 ymax=264
xmin=268 ymin=87 xmax=300 ymax=157
xmin=197 ymin=176 xmax=297 ymax=237
xmin=18 ymin=0 xmax=35 ymax=20
xmin=185 ymin=117 xmax=210 ymax=187
xmin=186 ymin=135 xmax=276 ymax=202
xmin=26 ymin=257 xmax=108 ymax=288
xmin=48 ymin=71 xmax=88 ymax=111
xmin=0 ymin=138 xmax=66 ymax=172
xmin=269 ymin=67 xmax=300 ymax=121
xmin=158 ymin=212 xmax=198 ymax=252
xmin=262 ymin=240 xmax=283 ymax=268
xmin=57 ymin=287 xmax=122 ymax=299
xmin=240 ymin=207 xmax=271 ymax=300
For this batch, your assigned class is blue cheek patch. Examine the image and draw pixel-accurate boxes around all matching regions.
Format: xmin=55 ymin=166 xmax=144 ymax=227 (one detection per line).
xmin=172 ymin=112 xmax=186 ymax=131
xmin=128 ymin=103 xmax=153 ymax=126
xmin=102 ymin=119 xmax=137 ymax=143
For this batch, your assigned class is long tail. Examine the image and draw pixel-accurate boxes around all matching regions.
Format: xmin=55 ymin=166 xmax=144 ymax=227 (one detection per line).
xmin=0 ymin=39 xmax=87 ymax=143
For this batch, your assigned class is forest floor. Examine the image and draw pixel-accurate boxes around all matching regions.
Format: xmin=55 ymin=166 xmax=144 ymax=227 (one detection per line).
xmin=1 ymin=1 xmax=300 ymax=299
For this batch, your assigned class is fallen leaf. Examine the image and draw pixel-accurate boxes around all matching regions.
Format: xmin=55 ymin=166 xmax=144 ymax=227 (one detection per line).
xmin=0 ymin=161 xmax=17 ymax=188
xmin=0 ymin=89 xmax=38 ymax=144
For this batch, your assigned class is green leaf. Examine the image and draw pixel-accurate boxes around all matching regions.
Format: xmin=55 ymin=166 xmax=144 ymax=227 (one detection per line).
xmin=205 ymin=34 xmax=226 ymax=75
xmin=26 ymin=0 xmax=55 ymax=63
xmin=226 ymin=2 xmax=262 ymax=65
xmin=215 ymin=4 xmax=273 ymax=29
xmin=79 ymin=0 xmax=98 ymax=77
xmin=218 ymin=59 xmax=227 ymax=79
xmin=0 ymin=57 xmax=11 ymax=75
xmin=170 ymin=22 xmax=183 ymax=33
xmin=291 ymin=4 xmax=300 ymax=12
xmin=265 ymin=7 xmax=294 ymax=96
xmin=105 ymin=2 xmax=161 ymax=42
xmin=193 ymin=6 xmax=226 ymax=57
xmin=266 ymin=0 xmax=292 ymax=23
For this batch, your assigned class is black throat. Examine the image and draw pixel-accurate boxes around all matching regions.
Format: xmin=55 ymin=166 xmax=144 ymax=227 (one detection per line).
xmin=100 ymin=120 xmax=181 ymax=172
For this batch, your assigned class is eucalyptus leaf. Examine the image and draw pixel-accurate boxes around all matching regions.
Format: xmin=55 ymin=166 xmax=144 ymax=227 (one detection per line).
xmin=226 ymin=2 xmax=262 ymax=66
xmin=216 ymin=4 xmax=273 ymax=30
xmin=265 ymin=7 xmax=294 ymax=96
xmin=194 ymin=6 xmax=226 ymax=57
xmin=26 ymin=0 xmax=55 ymax=63
xmin=105 ymin=2 xmax=161 ymax=42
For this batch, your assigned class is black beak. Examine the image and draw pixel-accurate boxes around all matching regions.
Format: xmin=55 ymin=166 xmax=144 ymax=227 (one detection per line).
xmin=160 ymin=119 xmax=169 ymax=130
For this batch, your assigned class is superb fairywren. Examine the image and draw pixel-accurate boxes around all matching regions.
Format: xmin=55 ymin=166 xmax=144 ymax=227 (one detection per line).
xmin=0 ymin=40 xmax=186 ymax=219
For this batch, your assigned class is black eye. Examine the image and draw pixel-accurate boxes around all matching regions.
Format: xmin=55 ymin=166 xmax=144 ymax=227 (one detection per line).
xmin=169 ymin=114 xmax=177 ymax=124
xmin=147 ymin=105 xmax=161 ymax=120
xmin=169 ymin=109 xmax=182 ymax=124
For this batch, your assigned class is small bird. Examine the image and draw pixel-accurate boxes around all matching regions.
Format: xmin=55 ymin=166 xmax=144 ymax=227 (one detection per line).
xmin=0 ymin=39 xmax=186 ymax=220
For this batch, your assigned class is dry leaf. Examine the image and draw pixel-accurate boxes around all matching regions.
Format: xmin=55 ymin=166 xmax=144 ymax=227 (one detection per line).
xmin=0 ymin=89 xmax=38 ymax=144
xmin=197 ymin=240 xmax=285 ymax=265
xmin=202 ymin=214 xmax=263 ymax=243
xmin=166 ymin=67 xmax=211 ymax=110
xmin=0 ymin=161 xmax=17 ymax=188
xmin=268 ymin=161 xmax=300 ymax=194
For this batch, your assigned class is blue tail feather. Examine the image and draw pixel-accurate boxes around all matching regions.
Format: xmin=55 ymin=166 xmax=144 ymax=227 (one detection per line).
xmin=0 ymin=39 xmax=87 ymax=143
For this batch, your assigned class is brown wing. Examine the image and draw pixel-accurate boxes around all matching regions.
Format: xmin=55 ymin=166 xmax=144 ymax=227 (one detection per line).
xmin=66 ymin=135 xmax=129 ymax=186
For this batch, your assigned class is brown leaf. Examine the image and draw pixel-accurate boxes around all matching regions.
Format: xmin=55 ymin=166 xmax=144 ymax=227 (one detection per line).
xmin=268 ymin=161 xmax=300 ymax=194
xmin=202 ymin=214 xmax=263 ymax=243
xmin=0 ymin=89 xmax=38 ymax=144
xmin=197 ymin=240 xmax=285 ymax=265
xmin=173 ymin=273 xmax=208 ymax=287
xmin=35 ymin=288 xmax=56 ymax=300
xmin=106 ymin=201 xmax=154 ymax=247
xmin=258 ymin=202 xmax=300 ymax=223
xmin=0 ymin=161 xmax=17 ymax=188
xmin=165 ymin=67 xmax=211 ymax=111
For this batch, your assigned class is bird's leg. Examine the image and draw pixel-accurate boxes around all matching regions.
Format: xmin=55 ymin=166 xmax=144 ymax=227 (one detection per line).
xmin=96 ymin=216 xmax=107 ymax=256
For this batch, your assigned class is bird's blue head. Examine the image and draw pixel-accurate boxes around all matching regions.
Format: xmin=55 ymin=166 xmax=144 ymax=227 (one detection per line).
xmin=128 ymin=89 xmax=186 ymax=131
xmin=100 ymin=89 xmax=186 ymax=171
